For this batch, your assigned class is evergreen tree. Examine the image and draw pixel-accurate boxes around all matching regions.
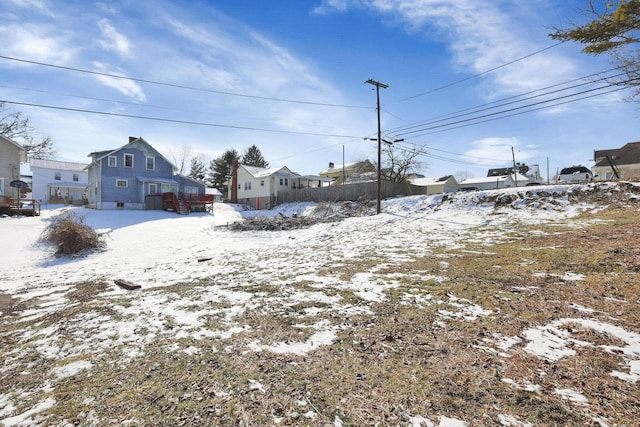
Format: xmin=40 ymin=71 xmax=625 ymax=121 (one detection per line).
xmin=241 ymin=144 xmax=269 ymax=168
xmin=188 ymin=156 xmax=206 ymax=181
xmin=208 ymin=149 xmax=239 ymax=194
xmin=550 ymin=0 xmax=640 ymax=99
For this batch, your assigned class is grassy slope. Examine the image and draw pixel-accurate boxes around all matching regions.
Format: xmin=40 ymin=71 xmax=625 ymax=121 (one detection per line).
xmin=1 ymin=189 xmax=639 ymax=426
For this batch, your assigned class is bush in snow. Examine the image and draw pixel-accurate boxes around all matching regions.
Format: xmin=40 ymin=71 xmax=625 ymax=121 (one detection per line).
xmin=40 ymin=210 xmax=104 ymax=255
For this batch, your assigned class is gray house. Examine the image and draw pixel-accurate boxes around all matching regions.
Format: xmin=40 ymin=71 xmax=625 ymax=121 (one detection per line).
xmin=86 ymin=136 xmax=205 ymax=210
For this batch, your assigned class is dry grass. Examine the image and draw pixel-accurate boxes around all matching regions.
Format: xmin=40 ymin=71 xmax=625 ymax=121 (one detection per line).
xmin=39 ymin=210 xmax=104 ymax=255
xmin=1 ymin=201 xmax=639 ymax=426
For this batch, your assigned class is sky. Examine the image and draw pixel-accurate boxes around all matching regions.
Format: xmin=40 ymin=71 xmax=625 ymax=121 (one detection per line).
xmin=1 ymin=0 xmax=638 ymax=179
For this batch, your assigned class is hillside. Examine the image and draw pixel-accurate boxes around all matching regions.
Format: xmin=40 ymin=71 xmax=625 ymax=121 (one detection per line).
xmin=1 ymin=182 xmax=639 ymax=426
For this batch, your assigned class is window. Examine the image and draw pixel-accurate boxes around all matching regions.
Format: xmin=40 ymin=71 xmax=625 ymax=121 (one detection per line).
xmin=54 ymin=172 xmax=61 ymax=181
xmin=146 ymin=156 xmax=155 ymax=170
xmin=116 ymin=179 xmax=128 ymax=188
xmin=161 ymin=183 xmax=173 ymax=193
xmin=124 ymin=153 xmax=134 ymax=168
xmin=260 ymin=180 xmax=265 ymax=186
xmin=108 ymin=156 xmax=117 ymax=167
xmin=280 ymin=178 xmax=288 ymax=186
xmin=72 ymin=173 xmax=79 ymax=182
xmin=185 ymin=186 xmax=198 ymax=194
xmin=149 ymin=183 xmax=158 ymax=194
xmin=244 ymin=182 xmax=252 ymax=190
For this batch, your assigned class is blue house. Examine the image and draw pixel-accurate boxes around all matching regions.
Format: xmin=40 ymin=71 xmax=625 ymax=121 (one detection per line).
xmin=86 ymin=136 xmax=207 ymax=211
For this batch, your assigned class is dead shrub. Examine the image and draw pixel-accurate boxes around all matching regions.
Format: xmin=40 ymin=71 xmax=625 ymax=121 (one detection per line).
xmin=40 ymin=210 xmax=104 ymax=255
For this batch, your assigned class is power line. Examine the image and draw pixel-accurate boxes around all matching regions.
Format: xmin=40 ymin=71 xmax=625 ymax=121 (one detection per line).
xmin=389 ymin=68 xmax=624 ymax=134
xmin=0 ymin=99 xmax=362 ymax=139
xmin=394 ymin=79 xmax=635 ymax=138
xmin=396 ymin=42 xmax=566 ymax=102
xmin=403 ymin=84 xmax=631 ymax=139
xmin=0 ymin=54 xmax=371 ymax=110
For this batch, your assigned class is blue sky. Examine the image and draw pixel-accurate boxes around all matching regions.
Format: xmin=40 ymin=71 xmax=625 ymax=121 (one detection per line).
xmin=1 ymin=0 xmax=638 ymax=180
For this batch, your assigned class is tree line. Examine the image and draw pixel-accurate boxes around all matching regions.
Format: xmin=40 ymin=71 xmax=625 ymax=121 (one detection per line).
xmin=186 ymin=144 xmax=269 ymax=196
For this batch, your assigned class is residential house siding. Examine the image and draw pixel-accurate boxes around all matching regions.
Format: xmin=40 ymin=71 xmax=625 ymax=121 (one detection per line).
xmin=87 ymin=137 xmax=177 ymax=210
xmin=593 ymin=141 xmax=640 ymax=181
xmin=30 ymin=158 xmax=88 ymax=205
xmin=0 ymin=135 xmax=25 ymax=196
xmin=235 ymin=164 xmax=298 ymax=210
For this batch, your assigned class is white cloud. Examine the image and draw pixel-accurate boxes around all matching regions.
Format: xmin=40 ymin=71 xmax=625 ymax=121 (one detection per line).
xmin=311 ymin=0 xmax=352 ymax=14
xmin=5 ymin=0 xmax=52 ymax=15
xmin=0 ymin=23 xmax=76 ymax=64
xmin=98 ymin=19 xmax=133 ymax=58
xmin=91 ymin=62 xmax=147 ymax=103
xmin=313 ymin=0 xmax=579 ymax=97
xmin=464 ymin=136 xmax=537 ymax=166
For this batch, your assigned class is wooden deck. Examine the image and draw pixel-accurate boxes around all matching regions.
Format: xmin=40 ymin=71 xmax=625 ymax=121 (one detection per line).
xmin=0 ymin=196 xmax=41 ymax=216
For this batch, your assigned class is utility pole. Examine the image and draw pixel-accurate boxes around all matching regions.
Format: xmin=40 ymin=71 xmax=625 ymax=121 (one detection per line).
xmin=511 ymin=146 xmax=518 ymax=187
xmin=365 ymin=78 xmax=388 ymax=214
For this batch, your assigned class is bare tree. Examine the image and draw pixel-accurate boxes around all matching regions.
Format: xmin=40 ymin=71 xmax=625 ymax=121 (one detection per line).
xmin=0 ymin=102 xmax=56 ymax=159
xmin=170 ymin=145 xmax=191 ymax=175
xmin=381 ymin=142 xmax=422 ymax=182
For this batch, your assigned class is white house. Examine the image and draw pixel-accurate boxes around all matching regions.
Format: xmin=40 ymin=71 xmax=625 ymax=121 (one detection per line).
xmin=30 ymin=158 xmax=89 ymax=205
xmin=233 ymin=164 xmax=301 ymax=210
xmin=458 ymin=173 xmax=535 ymax=191
xmin=410 ymin=175 xmax=458 ymax=195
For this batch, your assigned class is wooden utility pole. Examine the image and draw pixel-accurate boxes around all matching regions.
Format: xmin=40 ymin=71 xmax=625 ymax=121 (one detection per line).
xmin=365 ymin=78 xmax=388 ymax=214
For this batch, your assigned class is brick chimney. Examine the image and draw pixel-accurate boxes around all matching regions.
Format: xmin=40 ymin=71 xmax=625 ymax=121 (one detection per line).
xmin=230 ymin=160 xmax=239 ymax=203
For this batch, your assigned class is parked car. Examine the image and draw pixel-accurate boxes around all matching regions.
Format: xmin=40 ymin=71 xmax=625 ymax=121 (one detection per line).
xmin=556 ymin=166 xmax=594 ymax=183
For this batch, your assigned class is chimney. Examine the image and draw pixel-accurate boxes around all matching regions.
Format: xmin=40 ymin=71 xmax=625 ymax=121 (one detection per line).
xmin=230 ymin=160 xmax=239 ymax=203
xmin=129 ymin=136 xmax=137 ymax=143
xmin=329 ymin=162 xmax=335 ymax=168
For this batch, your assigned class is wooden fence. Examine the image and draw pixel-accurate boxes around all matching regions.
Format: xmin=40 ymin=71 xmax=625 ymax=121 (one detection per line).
xmin=276 ymin=180 xmax=425 ymax=206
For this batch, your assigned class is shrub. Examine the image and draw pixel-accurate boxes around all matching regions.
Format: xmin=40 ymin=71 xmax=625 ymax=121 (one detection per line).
xmin=40 ymin=210 xmax=104 ymax=255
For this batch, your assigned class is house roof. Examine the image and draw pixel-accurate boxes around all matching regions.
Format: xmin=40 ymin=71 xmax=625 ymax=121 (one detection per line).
xmin=241 ymin=165 xmax=298 ymax=178
xmin=320 ymin=160 xmax=373 ymax=175
xmin=30 ymin=158 xmax=88 ymax=172
xmin=594 ymin=141 xmax=640 ymax=167
xmin=136 ymin=176 xmax=178 ymax=184
xmin=47 ymin=182 xmax=87 ymax=188
xmin=0 ymin=134 xmax=25 ymax=151
xmin=88 ymin=137 xmax=176 ymax=170
xmin=176 ymin=174 xmax=206 ymax=185
xmin=460 ymin=176 xmax=510 ymax=185
xmin=410 ymin=175 xmax=457 ymax=186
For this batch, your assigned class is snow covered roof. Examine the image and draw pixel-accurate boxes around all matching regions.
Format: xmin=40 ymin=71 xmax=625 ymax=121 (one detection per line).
xmin=319 ymin=160 xmax=374 ymax=175
xmin=30 ymin=158 xmax=89 ymax=172
xmin=241 ymin=165 xmax=298 ymax=178
xmin=410 ymin=175 xmax=457 ymax=186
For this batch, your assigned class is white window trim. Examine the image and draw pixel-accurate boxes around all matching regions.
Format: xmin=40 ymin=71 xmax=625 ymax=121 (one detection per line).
xmin=108 ymin=156 xmax=117 ymax=167
xmin=149 ymin=183 xmax=158 ymax=194
xmin=124 ymin=153 xmax=134 ymax=168
xmin=116 ymin=179 xmax=128 ymax=188
xmin=146 ymin=156 xmax=155 ymax=171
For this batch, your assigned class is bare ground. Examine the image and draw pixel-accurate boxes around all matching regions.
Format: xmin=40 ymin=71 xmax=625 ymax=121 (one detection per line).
xmin=1 ymin=186 xmax=639 ymax=426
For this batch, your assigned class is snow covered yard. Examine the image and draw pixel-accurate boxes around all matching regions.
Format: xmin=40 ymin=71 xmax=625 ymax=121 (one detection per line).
xmin=1 ymin=182 xmax=639 ymax=426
